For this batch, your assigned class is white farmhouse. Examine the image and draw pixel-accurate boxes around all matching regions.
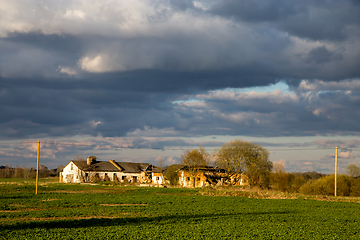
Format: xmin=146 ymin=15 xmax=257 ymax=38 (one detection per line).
xmin=60 ymin=157 xmax=156 ymax=184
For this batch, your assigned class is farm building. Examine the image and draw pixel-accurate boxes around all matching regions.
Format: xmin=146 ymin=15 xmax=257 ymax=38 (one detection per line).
xmin=178 ymin=166 xmax=249 ymax=188
xmin=151 ymin=167 xmax=168 ymax=185
xmin=178 ymin=166 xmax=227 ymax=188
xmin=60 ymin=157 xmax=161 ymax=184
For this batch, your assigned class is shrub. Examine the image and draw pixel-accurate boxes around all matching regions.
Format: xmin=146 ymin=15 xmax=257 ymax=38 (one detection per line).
xmin=299 ymin=174 xmax=351 ymax=196
xmin=349 ymin=178 xmax=360 ymax=197
xmin=90 ymin=173 xmax=100 ymax=183
xmin=288 ymin=174 xmax=307 ymax=193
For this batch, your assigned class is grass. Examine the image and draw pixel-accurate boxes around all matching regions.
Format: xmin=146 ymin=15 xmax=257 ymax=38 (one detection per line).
xmin=0 ymin=177 xmax=58 ymax=184
xmin=1 ymin=180 xmax=360 ymax=239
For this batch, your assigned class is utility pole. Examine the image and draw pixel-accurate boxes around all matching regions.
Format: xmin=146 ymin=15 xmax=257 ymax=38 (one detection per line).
xmin=334 ymin=147 xmax=338 ymax=197
xmin=36 ymin=141 xmax=40 ymax=194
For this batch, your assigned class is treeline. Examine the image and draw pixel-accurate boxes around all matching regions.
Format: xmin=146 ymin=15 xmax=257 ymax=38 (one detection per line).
xmin=0 ymin=165 xmax=64 ymax=179
xmin=271 ymin=162 xmax=360 ymax=196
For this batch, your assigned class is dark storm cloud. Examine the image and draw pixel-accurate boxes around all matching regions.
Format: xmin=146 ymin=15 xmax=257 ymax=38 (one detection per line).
xmin=6 ymin=33 xmax=83 ymax=55
xmin=0 ymin=0 xmax=360 ymax=141
xmin=210 ymin=0 xmax=303 ymax=23
xmin=306 ymin=46 xmax=343 ymax=64
xmin=0 ymin=33 xmax=83 ymax=78
xmin=210 ymin=0 xmax=360 ymax=41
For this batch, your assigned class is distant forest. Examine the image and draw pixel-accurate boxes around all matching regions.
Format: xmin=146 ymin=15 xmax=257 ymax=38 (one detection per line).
xmin=0 ymin=165 xmax=64 ymax=179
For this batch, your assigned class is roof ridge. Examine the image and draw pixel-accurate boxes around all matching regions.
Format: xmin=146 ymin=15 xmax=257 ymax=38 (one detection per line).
xmin=109 ymin=160 xmax=123 ymax=171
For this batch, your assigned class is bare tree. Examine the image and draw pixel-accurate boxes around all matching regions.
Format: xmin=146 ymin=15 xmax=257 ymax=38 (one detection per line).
xmin=346 ymin=164 xmax=360 ymax=177
xmin=272 ymin=161 xmax=289 ymax=191
xmin=158 ymin=156 xmax=164 ymax=169
xmin=181 ymin=146 xmax=208 ymax=187
xmin=14 ymin=165 xmax=24 ymax=178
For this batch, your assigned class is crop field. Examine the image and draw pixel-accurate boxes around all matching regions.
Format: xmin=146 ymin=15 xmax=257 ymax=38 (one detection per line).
xmin=1 ymin=181 xmax=360 ymax=239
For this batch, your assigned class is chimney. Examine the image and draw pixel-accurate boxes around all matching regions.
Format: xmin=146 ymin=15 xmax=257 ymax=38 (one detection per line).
xmin=87 ymin=156 xmax=97 ymax=165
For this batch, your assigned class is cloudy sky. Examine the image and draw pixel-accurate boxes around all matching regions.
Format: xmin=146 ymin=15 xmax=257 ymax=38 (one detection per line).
xmin=1 ymin=0 xmax=360 ymax=173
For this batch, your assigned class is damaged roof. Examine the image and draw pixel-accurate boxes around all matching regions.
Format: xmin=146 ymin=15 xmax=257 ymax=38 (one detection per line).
xmin=117 ymin=162 xmax=151 ymax=173
xmin=72 ymin=160 xmax=151 ymax=173
xmin=178 ymin=165 xmax=226 ymax=173
xmin=72 ymin=160 xmax=120 ymax=172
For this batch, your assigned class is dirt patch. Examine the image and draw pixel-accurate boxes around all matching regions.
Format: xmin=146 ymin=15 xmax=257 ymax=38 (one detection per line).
xmin=0 ymin=206 xmax=85 ymax=213
xmin=100 ymin=204 xmax=148 ymax=206
xmin=0 ymin=208 xmax=47 ymax=213
xmin=9 ymin=204 xmax=25 ymax=207
xmin=51 ymin=189 xmax=126 ymax=194
xmin=0 ymin=213 xmax=134 ymax=223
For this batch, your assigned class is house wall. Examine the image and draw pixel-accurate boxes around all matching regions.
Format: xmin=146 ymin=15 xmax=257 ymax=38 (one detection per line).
xmin=152 ymin=172 xmax=165 ymax=185
xmin=229 ymin=173 xmax=250 ymax=186
xmin=179 ymin=171 xmax=207 ymax=188
xmin=118 ymin=173 xmax=143 ymax=183
xmin=80 ymin=172 xmax=144 ymax=183
xmin=82 ymin=172 xmax=118 ymax=182
xmin=62 ymin=161 xmax=82 ymax=183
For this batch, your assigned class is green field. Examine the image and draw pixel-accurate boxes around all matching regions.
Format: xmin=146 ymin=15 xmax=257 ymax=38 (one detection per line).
xmin=1 ymin=181 xmax=359 ymax=239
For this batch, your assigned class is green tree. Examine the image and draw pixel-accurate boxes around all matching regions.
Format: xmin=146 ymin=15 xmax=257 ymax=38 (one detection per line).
xmin=215 ymin=139 xmax=272 ymax=188
xmin=164 ymin=164 xmax=182 ymax=186
xmin=180 ymin=146 xmax=208 ymax=187
xmin=289 ymin=174 xmax=307 ymax=193
xmin=349 ymin=178 xmax=360 ymax=197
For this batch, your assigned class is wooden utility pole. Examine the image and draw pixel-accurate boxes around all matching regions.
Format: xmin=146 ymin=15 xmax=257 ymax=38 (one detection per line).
xmin=334 ymin=147 xmax=338 ymax=197
xmin=36 ymin=141 xmax=40 ymax=194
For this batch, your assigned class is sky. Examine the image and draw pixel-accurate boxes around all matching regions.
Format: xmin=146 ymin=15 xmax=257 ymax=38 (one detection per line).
xmin=1 ymin=0 xmax=360 ymax=174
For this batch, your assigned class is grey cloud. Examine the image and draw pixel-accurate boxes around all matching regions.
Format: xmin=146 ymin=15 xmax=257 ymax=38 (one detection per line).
xmin=2 ymin=1 xmax=360 ymax=173
xmin=285 ymin=159 xmax=333 ymax=173
xmin=166 ymin=86 xmax=360 ymax=137
xmin=0 ymin=33 xmax=82 ymax=78
xmin=314 ymin=139 xmax=360 ymax=149
xmin=0 ymin=0 xmax=360 ymax=142
xmin=168 ymin=0 xmax=196 ymax=11
xmin=306 ymin=46 xmax=343 ymax=64
xmin=3 ymin=79 xmax=360 ymax=139
xmin=209 ymin=0 xmax=360 ymax=41
xmin=1 ymin=1 xmax=360 ymax=80
xmin=210 ymin=0 xmax=303 ymax=23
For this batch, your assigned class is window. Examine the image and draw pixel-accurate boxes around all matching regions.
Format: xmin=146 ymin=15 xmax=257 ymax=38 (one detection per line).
xmin=133 ymin=176 xmax=137 ymax=182
xmin=156 ymin=176 xmax=160 ymax=181
xmin=197 ymin=177 xmax=200 ymax=181
xmin=122 ymin=176 xmax=126 ymax=180
xmin=71 ymin=164 xmax=73 ymax=170
xmin=186 ymin=177 xmax=190 ymax=181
